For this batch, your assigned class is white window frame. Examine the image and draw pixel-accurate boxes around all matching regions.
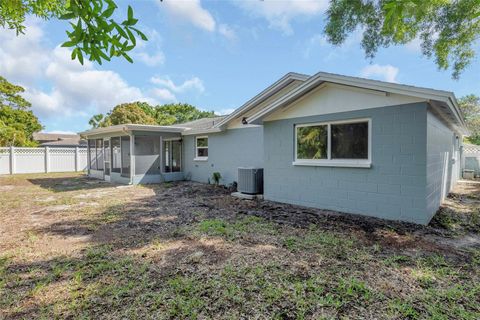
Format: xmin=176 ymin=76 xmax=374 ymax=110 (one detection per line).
xmin=194 ymin=136 xmax=209 ymax=161
xmin=293 ymin=118 xmax=372 ymax=168
xmin=163 ymin=137 xmax=182 ymax=172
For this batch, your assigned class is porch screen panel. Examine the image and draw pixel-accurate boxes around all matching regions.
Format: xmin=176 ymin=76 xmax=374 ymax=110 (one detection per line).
xmin=96 ymin=139 xmax=104 ymax=171
xmin=88 ymin=139 xmax=97 ymax=170
xmin=111 ymin=137 xmax=121 ymax=173
xmin=104 ymin=140 xmax=110 ymax=175
xmin=121 ymin=136 xmax=130 ymax=177
xmin=134 ymin=135 xmax=160 ymax=175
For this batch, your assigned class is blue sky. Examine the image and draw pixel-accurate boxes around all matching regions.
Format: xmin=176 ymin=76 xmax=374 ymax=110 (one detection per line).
xmin=0 ymin=0 xmax=479 ymax=133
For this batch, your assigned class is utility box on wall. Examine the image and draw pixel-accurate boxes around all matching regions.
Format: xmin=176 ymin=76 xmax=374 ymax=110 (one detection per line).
xmin=238 ymin=167 xmax=264 ymax=194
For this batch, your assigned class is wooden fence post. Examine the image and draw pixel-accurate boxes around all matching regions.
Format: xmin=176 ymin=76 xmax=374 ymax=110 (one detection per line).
xmin=45 ymin=147 xmax=50 ymax=173
xmin=9 ymin=146 xmax=15 ymax=174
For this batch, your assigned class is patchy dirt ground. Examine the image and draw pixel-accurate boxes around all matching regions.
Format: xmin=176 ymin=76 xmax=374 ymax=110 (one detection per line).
xmin=0 ymin=173 xmax=479 ymax=319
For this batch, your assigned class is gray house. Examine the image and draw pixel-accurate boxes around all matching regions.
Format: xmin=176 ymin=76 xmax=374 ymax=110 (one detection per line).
xmin=80 ymin=71 xmax=468 ymax=224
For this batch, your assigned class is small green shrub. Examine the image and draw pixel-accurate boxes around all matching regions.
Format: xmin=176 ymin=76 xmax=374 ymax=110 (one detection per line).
xmin=212 ymin=172 xmax=222 ymax=186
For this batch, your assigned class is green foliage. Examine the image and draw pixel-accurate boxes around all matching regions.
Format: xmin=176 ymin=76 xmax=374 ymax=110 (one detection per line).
xmin=0 ymin=0 xmax=146 ymax=65
xmin=459 ymin=94 xmax=480 ymax=144
xmin=212 ymin=172 xmax=222 ymax=186
xmin=0 ymin=76 xmax=42 ymax=146
xmin=90 ymin=102 xmax=216 ymax=128
xmin=154 ymin=103 xmax=216 ymax=125
xmin=0 ymin=75 xmax=31 ymax=110
xmin=88 ymin=113 xmax=104 ymax=128
xmin=98 ymin=102 xmax=156 ymax=127
xmin=325 ymin=0 xmax=480 ymax=79
xmin=296 ymin=125 xmax=328 ymax=159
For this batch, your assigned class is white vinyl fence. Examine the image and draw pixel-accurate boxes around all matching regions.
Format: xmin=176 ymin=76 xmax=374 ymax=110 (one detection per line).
xmin=463 ymin=144 xmax=480 ymax=177
xmin=0 ymin=147 xmax=87 ymax=175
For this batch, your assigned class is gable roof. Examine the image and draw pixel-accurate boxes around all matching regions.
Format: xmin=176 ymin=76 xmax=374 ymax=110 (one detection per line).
xmin=79 ymin=71 xmax=468 ymax=138
xmin=213 ymin=72 xmax=309 ymax=129
xmin=246 ymin=71 xmax=468 ymax=134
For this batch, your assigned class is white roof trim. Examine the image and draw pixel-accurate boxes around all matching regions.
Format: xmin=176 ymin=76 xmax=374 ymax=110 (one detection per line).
xmin=214 ymin=72 xmax=309 ymax=129
xmin=181 ymin=127 xmax=223 ymax=136
xmin=247 ymin=71 xmax=468 ymax=133
xmin=79 ymin=124 xmax=186 ymax=137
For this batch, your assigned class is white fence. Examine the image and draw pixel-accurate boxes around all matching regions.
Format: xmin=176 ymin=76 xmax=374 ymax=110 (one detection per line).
xmin=463 ymin=144 xmax=480 ymax=177
xmin=0 ymin=147 xmax=88 ymax=175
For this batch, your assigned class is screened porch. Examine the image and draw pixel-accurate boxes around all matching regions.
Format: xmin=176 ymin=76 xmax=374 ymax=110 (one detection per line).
xmin=83 ymin=125 xmax=185 ymax=184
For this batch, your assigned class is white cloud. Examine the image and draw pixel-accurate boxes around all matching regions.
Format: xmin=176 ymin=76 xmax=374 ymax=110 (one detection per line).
xmin=30 ymin=47 xmax=153 ymax=117
xmin=150 ymin=76 xmax=205 ymax=94
xmin=3 ymin=18 xmax=147 ymax=117
xmin=135 ymin=51 xmax=165 ymax=67
xmin=0 ymin=18 xmax=49 ymax=85
xmin=235 ymin=0 xmax=328 ymax=35
xmin=162 ymin=0 xmax=215 ymax=32
xmin=0 ymin=18 xmax=212 ymax=131
xmin=160 ymin=0 xmax=235 ymax=40
xmin=360 ymin=64 xmax=399 ymax=83
xmin=0 ymin=22 xmax=156 ymax=119
xmin=218 ymin=24 xmax=237 ymax=41
xmin=151 ymin=88 xmax=177 ymax=102
xmin=132 ymin=28 xmax=165 ymax=67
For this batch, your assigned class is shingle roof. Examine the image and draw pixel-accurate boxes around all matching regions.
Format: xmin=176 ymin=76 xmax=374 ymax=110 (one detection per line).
xmin=33 ymin=132 xmax=80 ymax=141
xmin=174 ymin=116 xmax=226 ymax=131
xmin=40 ymin=138 xmax=87 ymax=147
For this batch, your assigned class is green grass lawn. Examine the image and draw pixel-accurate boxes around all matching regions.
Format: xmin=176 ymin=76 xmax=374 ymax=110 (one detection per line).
xmin=0 ymin=173 xmax=479 ymax=319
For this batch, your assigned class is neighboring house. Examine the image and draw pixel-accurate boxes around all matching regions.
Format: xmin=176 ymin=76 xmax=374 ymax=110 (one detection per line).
xmin=33 ymin=132 xmax=87 ymax=148
xmin=80 ymin=71 xmax=468 ymax=224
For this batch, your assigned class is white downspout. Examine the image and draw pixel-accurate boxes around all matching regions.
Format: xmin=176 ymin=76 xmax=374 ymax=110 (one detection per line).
xmin=129 ymin=131 xmax=134 ymax=184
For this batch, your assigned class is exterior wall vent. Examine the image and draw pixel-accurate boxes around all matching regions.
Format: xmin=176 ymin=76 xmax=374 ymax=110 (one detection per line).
xmin=238 ymin=167 xmax=263 ymax=194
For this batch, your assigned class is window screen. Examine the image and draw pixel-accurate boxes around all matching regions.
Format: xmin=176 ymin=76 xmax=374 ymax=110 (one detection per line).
xmin=111 ymin=137 xmax=121 ymax=173
xmin=121 ymin=136 xmax=130 ymax=177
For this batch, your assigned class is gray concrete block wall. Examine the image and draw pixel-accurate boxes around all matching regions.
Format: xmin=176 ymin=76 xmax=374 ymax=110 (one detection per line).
xmin=183 ymin=127 xmax=264 ymax=185
xmin=426 ymin=110 xmax=458 ymax=219
xmin=263 ymin=103 xmax=431 ymax=224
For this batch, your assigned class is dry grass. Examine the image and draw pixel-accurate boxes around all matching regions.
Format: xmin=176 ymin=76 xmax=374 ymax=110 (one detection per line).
xmin=0 ymin=173 xmax=479 ymax=319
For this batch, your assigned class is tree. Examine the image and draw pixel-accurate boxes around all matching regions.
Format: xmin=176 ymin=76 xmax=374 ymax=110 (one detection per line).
xmin=0 ymin=76 xmax=43 ymax=146
xmin=325 ymin=0 xmax=480 ymax=79
xmin=153 ymin=103 xmax=216 ymax=125
xmin=88 ymin=113 xmax=105 ymax=128
xmin=98 ymin=102 xmax=156 ymax=127
xmin=458 ymin=94 xmax=480 ymax=144
xmin=90 ymin=102 xmax=216 ymax=128
xmin=0 ymin=0 xmax=147 ymax=65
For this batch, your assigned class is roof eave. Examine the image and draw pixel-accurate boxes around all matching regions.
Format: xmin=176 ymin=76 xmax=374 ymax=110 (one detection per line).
xmin=181 ymin=127 xmax=223 ymax=136
xmin=79 ymin=124 xmax=186 ymax=137
xmin=247 ymin=73 xmax=469 ymax=133
xmin=214 ymin=72 xmax=309 ymax=129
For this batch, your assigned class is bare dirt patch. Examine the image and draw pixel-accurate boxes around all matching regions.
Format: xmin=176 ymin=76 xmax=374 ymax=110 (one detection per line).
xmin=0 ymin=173 xmax=479 ymax=319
